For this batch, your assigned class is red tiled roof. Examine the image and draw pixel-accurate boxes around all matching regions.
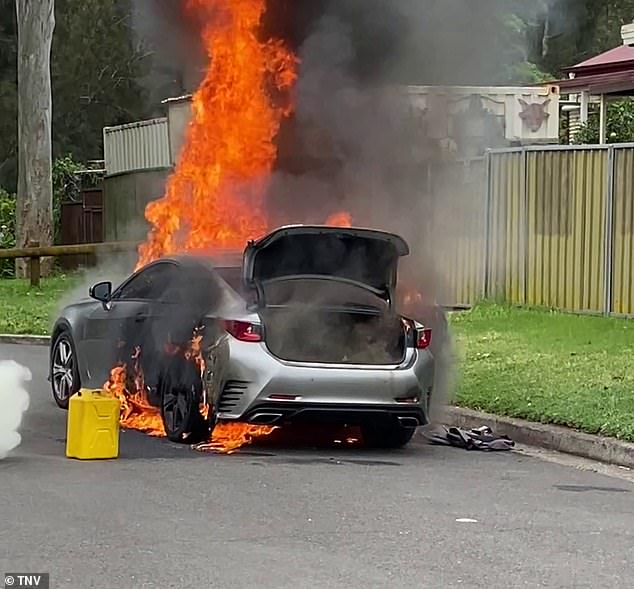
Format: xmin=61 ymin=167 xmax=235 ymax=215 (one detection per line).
xmin=556 ymin=44 xmax=634 ymax=93
xmin=570 ymin=45 xmax=634 ymax=70
xmin=557 ymin=70 xmax=634 ymax=93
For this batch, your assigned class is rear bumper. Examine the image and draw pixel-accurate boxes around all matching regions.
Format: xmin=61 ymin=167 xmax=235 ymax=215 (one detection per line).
xmin=241 ymin=401 xmax=427 ymax=428
xmin=218 ymin=340 xmax=435 ymax=424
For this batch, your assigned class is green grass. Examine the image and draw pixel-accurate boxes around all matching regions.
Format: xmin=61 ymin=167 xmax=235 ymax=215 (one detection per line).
xmin=450 ymin=303 xmax=634 ymax=442
xmin=1 ymin=276 xmax=633 ymax=442
xmin=0 ymin=275 xmax=82 ymax=335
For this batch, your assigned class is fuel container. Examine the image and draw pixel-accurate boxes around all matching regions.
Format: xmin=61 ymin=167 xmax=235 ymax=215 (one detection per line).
xmin=66 ymin=389 xmax=121 ymax=460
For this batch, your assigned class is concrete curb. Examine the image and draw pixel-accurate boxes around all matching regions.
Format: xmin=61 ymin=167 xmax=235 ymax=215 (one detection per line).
xmin=0 ymin=334 xmax=50 ymax=346
xmin=438 ymin=406 xmax=634 ymax=470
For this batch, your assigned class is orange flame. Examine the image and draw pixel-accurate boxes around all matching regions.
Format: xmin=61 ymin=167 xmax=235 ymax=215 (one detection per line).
xmin=103 ymin=350 xmax=166 ymax=438
xmin=136 ymin=0 xmax=298 ymax=269
xmin=193 ymin=422 xmax=276 ymax=454
xmin=108 ymin=1 xmax=356 ymax=454
xmin=128 ymin=0 xmax=296 ymax=453
xmin=325 ymin=211 xmax=353 ymax=227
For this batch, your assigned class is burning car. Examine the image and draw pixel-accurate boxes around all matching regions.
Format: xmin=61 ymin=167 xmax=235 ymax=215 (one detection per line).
xmin=49 ymin=225 xmax=435 ymax=449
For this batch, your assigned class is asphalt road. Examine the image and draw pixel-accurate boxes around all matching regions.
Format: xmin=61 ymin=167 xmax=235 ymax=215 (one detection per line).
xmin=1 ymin=343 xmax=633 ymax=589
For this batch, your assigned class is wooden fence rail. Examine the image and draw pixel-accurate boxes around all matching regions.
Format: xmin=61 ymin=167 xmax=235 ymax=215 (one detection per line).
xmin=0 ymin=241 xmax=140 ymax=287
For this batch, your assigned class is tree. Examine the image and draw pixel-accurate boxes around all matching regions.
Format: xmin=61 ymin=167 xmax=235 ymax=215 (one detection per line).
xmin=0 ymin=1 xmax=18 ymax=191
xmin=15 ymin=0 xmax=55 ymax=277
xmin=51 ymin=0 xmax=152 ymax=161
xmin=520 ymin=0 xmax=634 ymax=77
xmin=0 ymin=1 xmax=151 ymax=194
xmin=483 ymin=0 xmax=634 ymax=85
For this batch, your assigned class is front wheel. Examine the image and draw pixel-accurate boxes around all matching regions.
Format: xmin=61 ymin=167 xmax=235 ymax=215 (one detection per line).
xmin=159 ymin=357 xmax=214 ymax=444
xmin=50 ymin=330 xmax=80 ymax=409
xmin=361 ymin=423 xmax=416 ymax=449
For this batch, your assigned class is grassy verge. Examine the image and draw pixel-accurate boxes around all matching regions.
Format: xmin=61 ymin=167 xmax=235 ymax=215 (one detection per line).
xmin=0 ymin=275 xmax=81 ymax=335
xmin=450 ymin=304 xmax=634 ymax=442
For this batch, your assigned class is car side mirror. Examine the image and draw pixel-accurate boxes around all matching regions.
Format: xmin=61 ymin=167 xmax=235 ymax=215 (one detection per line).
xmin=89 ymin=281 xmax=112 ymax=305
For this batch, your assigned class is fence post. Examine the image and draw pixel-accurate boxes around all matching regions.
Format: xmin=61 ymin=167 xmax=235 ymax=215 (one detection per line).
xmin=483 ymin=150 xmax=492 ymax=300
xmin=603 ymin=146 xmax=615 ymax=315
xmin=521 ymin=147 xmax=528 ymax=305
xmin=27 ymin=240 xmax=40 ymax=288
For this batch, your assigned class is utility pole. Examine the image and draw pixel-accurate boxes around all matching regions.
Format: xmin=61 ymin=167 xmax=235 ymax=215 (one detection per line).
xmin=15 ymin=0 xmax=55 ymax=278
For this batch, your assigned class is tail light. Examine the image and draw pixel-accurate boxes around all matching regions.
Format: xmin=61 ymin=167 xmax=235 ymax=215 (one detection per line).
xmin=415 ymin=327 xmax=432 ymax=350
xmin=403 ymin=319 xmax=432 ymax=350
xmin=222 ymin=320 xmax=262 ymax=342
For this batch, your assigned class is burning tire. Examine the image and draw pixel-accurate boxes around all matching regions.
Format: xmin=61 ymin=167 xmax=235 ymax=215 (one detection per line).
xmin=159 ymin=356 xmax=213 ymax=444
xmin=361 ymin=423 xmax=416 ymax=449
xmin=50 ymin=329 xmax=80 ymax=409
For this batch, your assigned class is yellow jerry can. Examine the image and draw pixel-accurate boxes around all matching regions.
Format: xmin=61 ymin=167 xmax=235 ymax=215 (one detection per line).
xmin=66 ymin=389 xmax=121 ymax=460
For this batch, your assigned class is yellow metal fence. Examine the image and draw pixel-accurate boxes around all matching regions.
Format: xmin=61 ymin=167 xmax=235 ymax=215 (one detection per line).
xmin=437 ymin=143 xmax=634 ymax=316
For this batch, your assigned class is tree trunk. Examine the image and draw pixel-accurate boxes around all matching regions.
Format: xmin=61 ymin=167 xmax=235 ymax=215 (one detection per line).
xmin=15 ymin=0 xmax=55 ymax=278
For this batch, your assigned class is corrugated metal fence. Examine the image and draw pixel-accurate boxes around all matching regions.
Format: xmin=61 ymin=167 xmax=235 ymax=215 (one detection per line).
xmin=103 ymin=118 xmax=171 ymax=176
xmin=440 ymin=143 xmax=634 ymax=315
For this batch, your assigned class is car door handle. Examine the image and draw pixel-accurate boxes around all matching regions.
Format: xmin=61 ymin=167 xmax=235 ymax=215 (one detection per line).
xmin=135 ymin=313 xmax=150 ymax=323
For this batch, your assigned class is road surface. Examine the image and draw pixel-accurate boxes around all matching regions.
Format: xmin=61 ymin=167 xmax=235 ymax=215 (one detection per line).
xmin=1 ymin=343 xmax=633 ymax=589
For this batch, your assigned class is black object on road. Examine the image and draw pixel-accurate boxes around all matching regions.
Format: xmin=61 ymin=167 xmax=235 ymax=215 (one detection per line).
xmin=422 ymin=424 xmax=515 ymax=451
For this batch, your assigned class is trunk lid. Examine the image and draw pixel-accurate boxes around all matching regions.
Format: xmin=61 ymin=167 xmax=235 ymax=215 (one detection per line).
xmin=242 ymin=225 xmax=409 ymax=299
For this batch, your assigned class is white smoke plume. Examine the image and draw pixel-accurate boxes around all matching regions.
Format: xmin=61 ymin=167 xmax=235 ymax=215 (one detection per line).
xmin=0 ymin=360 xmax=31 ymax=459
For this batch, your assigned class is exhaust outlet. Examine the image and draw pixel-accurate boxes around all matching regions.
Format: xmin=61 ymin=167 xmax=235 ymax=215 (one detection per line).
xmin=249 ymin=412 xmax=283 ymax=425
xmin=398 ymin=416 xmax=420 ymax=428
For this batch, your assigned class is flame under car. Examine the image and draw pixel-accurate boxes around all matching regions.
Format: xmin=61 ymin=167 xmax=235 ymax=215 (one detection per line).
xmin=49 ymin=226 xmax=435 ymax=449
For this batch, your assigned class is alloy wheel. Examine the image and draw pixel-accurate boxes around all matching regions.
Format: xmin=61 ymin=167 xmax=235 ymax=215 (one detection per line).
xmin=52 ymin=338 xmax=75 ymax=404
xmin=161 ymin=385 xmax=193 ymax=434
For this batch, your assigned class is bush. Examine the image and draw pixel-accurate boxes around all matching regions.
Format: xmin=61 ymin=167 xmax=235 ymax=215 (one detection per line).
xmin=573 ymin=99 xmax=634 ymax=144
xmin=0 ymin=188 xmax=16 ymax=278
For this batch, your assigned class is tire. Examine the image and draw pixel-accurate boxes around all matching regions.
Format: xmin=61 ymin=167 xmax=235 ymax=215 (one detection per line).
xmin=159 ymin=356 xmax=213 ymax=444
xmin=50 ymin=329 xmax=81 ymax=409
xmin=361 ymin=423 xmax=416 ymax=449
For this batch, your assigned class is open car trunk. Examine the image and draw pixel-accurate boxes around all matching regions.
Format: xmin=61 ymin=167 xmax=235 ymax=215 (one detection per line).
xmin=243 ymin=226 xmax=411 ymax=364
xmin=243 ymin=225 xmax=409 ymax=300
xmin=259 ymin=278 xmax=406 ymax=365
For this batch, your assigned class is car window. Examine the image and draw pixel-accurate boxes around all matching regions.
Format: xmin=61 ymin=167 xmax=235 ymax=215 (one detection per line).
xmin=115 ymin=263 xmax=181 ymax=301
xmin=175 ymin=269 xmax=215 ymax=310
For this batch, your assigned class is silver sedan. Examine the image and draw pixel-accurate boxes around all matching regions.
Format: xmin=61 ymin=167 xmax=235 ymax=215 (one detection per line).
xmin=49 ymin=226 xmax=436 ymax=448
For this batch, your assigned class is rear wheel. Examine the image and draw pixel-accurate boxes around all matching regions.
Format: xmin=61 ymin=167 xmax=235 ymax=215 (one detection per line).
xmin=50 ymin=330 xmax=80 ymax=409
xmin=361 ymin=423 xmax=416 ymax=449
xmin=159 ymin=357 xmax=213 ymax=444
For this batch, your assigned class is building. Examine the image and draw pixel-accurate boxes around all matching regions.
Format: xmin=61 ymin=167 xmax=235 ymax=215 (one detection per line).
xmin=557 ymin=22 xmax=634 ymax=143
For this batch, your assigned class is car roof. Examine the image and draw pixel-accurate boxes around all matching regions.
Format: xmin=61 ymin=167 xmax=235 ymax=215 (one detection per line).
xmin=161 ymin=251 xmax=243 ymax=270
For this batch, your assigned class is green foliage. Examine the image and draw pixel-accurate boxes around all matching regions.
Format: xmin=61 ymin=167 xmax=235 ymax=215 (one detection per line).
xmin=505 ymin=61 xmax=553 ymax=85
xmin=0 ymin=187 xmax=16 ymax=277
xmin=573 ymin=99 xmax=634 ymax=145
